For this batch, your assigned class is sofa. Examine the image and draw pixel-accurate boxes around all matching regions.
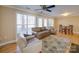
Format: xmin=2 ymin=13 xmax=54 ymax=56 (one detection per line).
xmin=17 ymin=35 xmax=42 ymax=53
xmin=32 ymin=27 xmax=57 ymax=39
xmin=32 ymin=27 xmax=50 ymax=39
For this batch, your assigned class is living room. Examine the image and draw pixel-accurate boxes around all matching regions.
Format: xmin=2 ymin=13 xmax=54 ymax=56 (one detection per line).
xmin=0 ymin=5 xmax=79 ymax=53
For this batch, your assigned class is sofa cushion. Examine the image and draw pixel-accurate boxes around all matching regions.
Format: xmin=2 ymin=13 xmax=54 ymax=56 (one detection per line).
xmin=36 ymin=31 xmax=50 ymax=39
xmin=26 ymin=35 xmax=35 ymax=43
xmin=32 ymin=27 xmax=41 ymax=32
xmin=40 ymin=27 xmax=46 ymax=31
xmin=26 ymin=35 xmax=35 ymax=40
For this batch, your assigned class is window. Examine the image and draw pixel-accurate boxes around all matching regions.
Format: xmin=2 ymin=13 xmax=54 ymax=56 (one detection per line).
xmin=27 ymin=15 xmax=36 ymax=34
xmin=38 ymin=18 xmax=43 ymax=27
xmin=48 ymin=19 xmax=54 ymax=27
xmin=23 ymin=15 xmax=28 ymax=34
xmin=44 ymin=18 xmax=47 ymax=27
xmin=17 ymin=13 xmax=36 ymax=35
xmin=17 ymin=14 xmax=28 ymax=34
xmin=37 ymin=18 xmax=54 ymax=27
xmin=17 ymin=14 xmax=23 ymax=34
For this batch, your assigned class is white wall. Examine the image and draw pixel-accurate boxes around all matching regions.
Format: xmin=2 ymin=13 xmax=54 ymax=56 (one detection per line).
xmin=55 ymin=16 xmax=79 ymax=33
xmin=0 ymin=7 xmax=1 ymax=33
xmin=0 ymin=6 xmax=16 ymax=42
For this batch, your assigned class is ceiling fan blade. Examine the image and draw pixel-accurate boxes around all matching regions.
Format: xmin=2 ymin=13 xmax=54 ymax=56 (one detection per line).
xmin=35 ymin=9 xmax=42 ymax=10
xmin=46 ymin=9 xmax=51 ymax=12
xmin=47 ymin=5 xmax=55 ymax=8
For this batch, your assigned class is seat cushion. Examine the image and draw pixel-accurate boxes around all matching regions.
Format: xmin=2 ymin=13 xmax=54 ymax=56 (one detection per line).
xmin=26 ymin=35 xmax=35 ymax=40
xmin=36 ymin=31 xmax=50 ymax=39
xmin=32 ymin=27 xmax=41 ymax=32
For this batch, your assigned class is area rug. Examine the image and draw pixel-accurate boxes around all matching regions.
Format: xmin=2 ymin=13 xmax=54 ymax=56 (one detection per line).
xmin=69 ymin=43 xmax=79 ymax=53
xmin=42 ymin=35 xmax=71 ymax=53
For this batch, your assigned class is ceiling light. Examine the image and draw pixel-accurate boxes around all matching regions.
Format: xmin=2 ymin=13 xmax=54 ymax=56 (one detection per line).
xmin=61 ymin=12 xmax=71 ymax=16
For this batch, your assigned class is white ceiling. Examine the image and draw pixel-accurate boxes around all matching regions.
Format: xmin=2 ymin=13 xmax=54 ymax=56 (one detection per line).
xmin=11 ymin=5 xmax=79 ymax=16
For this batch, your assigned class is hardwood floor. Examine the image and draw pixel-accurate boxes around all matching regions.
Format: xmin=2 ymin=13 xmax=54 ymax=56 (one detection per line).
xmin=57 ymin=33 xmax=79 ymax=45
xmin=0 ymin=43 xmax=16 ymax=53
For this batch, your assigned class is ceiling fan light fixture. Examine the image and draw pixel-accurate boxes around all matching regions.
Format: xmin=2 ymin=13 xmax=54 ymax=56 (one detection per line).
xmin=61 ymin=12 xmax=71 ymax=16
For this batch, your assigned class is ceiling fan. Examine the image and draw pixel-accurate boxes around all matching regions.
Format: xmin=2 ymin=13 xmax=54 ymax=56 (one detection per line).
xmin=35 ymin=5 xmax=55 ymax=12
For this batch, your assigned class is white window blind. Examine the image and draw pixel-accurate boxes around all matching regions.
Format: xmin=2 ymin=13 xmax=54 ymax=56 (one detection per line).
xmin=38 ymin=18 xmax=43 ymax=27
xmin=16 ymin=13 xmax=54 ymax=35
xmin=16 ymin=13 xmax=36 ymax=35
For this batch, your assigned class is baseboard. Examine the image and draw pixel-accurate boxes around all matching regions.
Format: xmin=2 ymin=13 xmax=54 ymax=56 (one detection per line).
xmin=0 ymin=40 xmax=16 ymax=46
